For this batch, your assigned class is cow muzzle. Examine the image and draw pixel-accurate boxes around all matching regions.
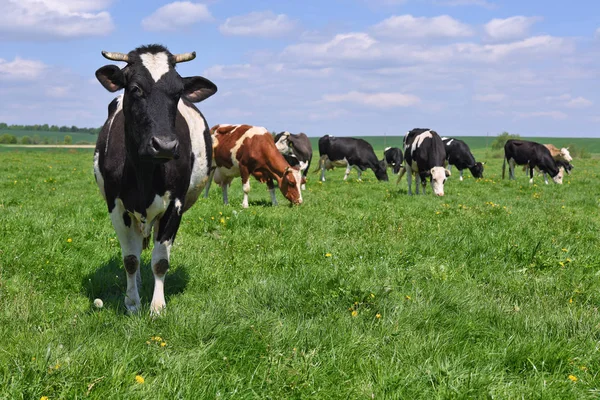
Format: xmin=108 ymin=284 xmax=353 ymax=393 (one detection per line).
xmin=147 ymin=136 xmax=180 ymax=160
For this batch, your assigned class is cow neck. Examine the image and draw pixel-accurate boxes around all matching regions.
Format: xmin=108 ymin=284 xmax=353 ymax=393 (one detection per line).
xmin=124 ymin=155 xmax=163 ymax=217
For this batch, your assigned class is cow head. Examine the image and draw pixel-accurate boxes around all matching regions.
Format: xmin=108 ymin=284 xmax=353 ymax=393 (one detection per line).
xmin=469 ymin=162 xmax=484 ymax=179
xmin=553 ymin=167 xmax=564 ymax=184
xmin=374 ymin=160 xmax=389 ymax=181
xmin=280 ymin=167 xmax=303 ymax=205
xmin=560 ymin=147 xmax=573 ymax=162
xmin=95 ymin=45 xmax=217 ymax=162
xmin=275 ymin=131 xmax=293 ymax=155
xmin=430 ymin=166 xmax=451 ymax=196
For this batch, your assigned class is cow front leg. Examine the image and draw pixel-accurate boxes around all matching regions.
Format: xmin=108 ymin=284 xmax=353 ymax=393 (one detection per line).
xmin=509 ymin=159 xmax=516 ymax=180
xmin=459 ymin=169 xmax=464 ymax=181
xmin=203 ymin=168 xmax=215 ymax=198
xmin=150 ymin=202 xmax=182 ymax=315
xmin=406 ymin=167 xmax=413 ymax=195
xmin=343 ymin=164 xmax=352 ymax=181
xmin=110 ymin=201 xmax=143 ymax=313
xmin=415 ymin=174 xmax=421 ymax=195
xmin=240 ymin=167 xmax=251 ymax=208
xmin=221 ymin=183 xmax=229 ymax=205
xmin=267 ymin=179 xmax=278 ymax=206
xmin=356 ymin=168 xmax=362 ymax=182
xmin=529 ymin=164 xmax=534 ymax=184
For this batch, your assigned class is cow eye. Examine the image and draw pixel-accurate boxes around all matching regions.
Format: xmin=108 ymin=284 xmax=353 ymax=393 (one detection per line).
xmin=129 ymin=85 xmax=144 ymax=97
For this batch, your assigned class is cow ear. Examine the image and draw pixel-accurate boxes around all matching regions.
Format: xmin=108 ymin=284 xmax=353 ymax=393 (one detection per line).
xmin=445 ymin=169 xmax=451 ymax=177
xmin=182 ymin=76 xmax=218 ymax=103
xmin=96 ymin=65 xmax=125 ymax=92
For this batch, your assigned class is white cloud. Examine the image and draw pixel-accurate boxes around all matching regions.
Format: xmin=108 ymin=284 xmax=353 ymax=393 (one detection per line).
xmin=566 ymin=96 xmax=593 ymax=108
xmin=203 ymin=64 xmax=259 ymax=80
xmin=516 ymin=110 xmax=568 ymax=120
xmin=485 ymin=16 xmax=542 ymax=42
xmin=473 ymin=93 xmax=506 ymax=102
xmin=0 ymin=57 xmax=47 ymax=81
xmin=0 ymin=0 xmax=114 ymax=40
xmin=372 ymin=14 xmax=474 ymax=39
xmin=142 ymin=2 xmax=212 ymax=32
xmin=323 ymin=91 xmax=421 ymax=108
xmin=219 ymin=11 xmax=297 ymax=38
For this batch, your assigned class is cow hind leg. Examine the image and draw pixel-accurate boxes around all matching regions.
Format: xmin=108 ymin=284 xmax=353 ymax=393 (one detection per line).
xmin=459 ymin=169 xmax=464 ymax=181
xmin=508 ymin=159 xmax=516 ymax=180
xmin=356 ymin=167 xmax=362 ymax=182
xmin=415 ymin=174 xmax=421 ymax=195
xmin=221 ymin=183 xmax=229 ymax=205
xmin=110 ymin=202 xmax=143 ymax=313
xmin=529 ymin=164 xmax=534 ymax=184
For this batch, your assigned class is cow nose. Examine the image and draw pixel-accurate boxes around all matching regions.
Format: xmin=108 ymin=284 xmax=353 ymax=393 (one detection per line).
xmin=150 ymin=137 xmax=179 ymax=159
xmin=437 ymin=192 xmax=444 ymax=197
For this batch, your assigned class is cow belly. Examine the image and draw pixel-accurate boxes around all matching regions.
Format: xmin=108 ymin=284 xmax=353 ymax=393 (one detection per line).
xmin=214 ymin=165 xmax=240 ymax=185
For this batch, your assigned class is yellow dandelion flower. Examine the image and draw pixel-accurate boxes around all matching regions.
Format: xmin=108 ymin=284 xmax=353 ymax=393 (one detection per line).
xmin=562 ymin=248 xmax=568 ymax=252
xmin=351 ymin=310 xmax=358 ymax=317
xmin=40 ymin=397 xmax=49 ymax=400
xmin=135 ymin=375 xmax=145 ymax=384
xmin=376 ymin=313 xmax=381 ymax=319
xmin=566 ymin=258 xmax=572 ymax=263
xmin=580 ymin=365 xmax=588 ymax=371
xmin=325 ymin=253 xmax=332 ymax=257
xmin=160 ymin=342 xmax=166 ymax=347
xmin=405 ymin=295 xmax=411 ymax=300
xmin=67 ymin=238 xmax=72 ymax=243
xmin=569 ymin=298 xmax=573 ymax=304
xmin=220 ymin=217 xmax=225 ymax=224
xmin=211 ymin=216 xmax=214 ymax=220
xmin=559 ymin=262 xmax=565 ymax=267
xmin=370 ymin=293 xmax=375 ymax=298
xmin=568 ymin=374 xmax=578 ymax=382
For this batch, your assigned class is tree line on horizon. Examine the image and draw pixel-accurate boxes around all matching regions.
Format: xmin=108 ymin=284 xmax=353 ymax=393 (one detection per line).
xmin=0 ymin=122 xmax=101 ymax=135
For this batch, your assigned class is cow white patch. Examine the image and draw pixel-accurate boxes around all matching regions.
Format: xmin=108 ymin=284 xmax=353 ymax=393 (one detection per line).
xmin=430 ymin=166 xmax=448 ymax=196
xmin=174 ymin=198 xmax=183 ymax=215
xmin=560 ymin=148 xmax=572 ymax=162
xmin=132 ymin=191 xmax=172 ymax=238
xmin=105 ymin=95 xmax=123 ymax=154
xmin=178 ymin=100 xmax=209 ymax=205
xmin=150 ymin=238 xmax=172 ymax=315
xmin=231 ymin=126 xmax=269 ymax=167
xmin=140 ymin=52 xmax=170 ymax=82
xmin=410 ymin=131 xmax=432 ymax=156
xmin=93 ymin=151 xmax=105 ymax=199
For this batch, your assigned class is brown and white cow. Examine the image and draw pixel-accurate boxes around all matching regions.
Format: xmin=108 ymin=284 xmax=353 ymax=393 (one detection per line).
xmin=209 ymin=124 xmax=303 ymax=208
xmin=544 ymin=144 xmax=572 ymax=163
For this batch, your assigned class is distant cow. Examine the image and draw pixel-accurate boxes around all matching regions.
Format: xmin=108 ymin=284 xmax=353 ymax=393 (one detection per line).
xmin=502 ymin=139 xmax=563 ymax=184
xmin=383 ymin=147 xmax=403 ymax=174
xmin=210 ymin=124 xmax=303 ymax=208
xmin=441 ymin=137 xmax=484 ymax=180
xmin=317 ymin=135 xmax=388 ymax=182
xmin=93 ymin=45 xmax=217 ymax=314
xmin=398 ymin=128 xmax=450 ymax=196
xmin=274 ymin=131 xmax=312 ymax=190
xmin=545 ymin=144 xmax=572 ymax=163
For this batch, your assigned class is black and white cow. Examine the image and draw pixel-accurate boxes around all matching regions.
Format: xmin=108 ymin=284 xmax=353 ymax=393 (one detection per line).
xmin=274 ymin=131 xmax=313 ymax=190
xmin=93 ymin=45 xmax=217 ymax=314
xmin=502 ymin=139 xmax=563 ymax=184
xmin=441 ymin=137 xmax=484 ymax=180
xmin=383 ymin=147 xmax=403 ymax=174
xmin=398 ymin=128 xmax=450 ymax=196
xmin=317 ymin=135 xmax=388 ymax=182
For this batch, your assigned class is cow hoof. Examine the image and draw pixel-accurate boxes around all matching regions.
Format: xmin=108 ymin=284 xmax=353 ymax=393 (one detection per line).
xmin=150 ymin=302 xmax=166 ymax=316
xmin=301 ymin=184 xmax=306 ymax=190
xmin=125 ymin=301 xmax=141 ymax=314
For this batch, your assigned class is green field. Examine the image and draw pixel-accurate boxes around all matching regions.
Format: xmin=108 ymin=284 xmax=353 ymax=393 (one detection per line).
xmin=1 ymin=144 xmax=600 ymax=398
xmin=0 ymin=130 xmax=98 ymax=144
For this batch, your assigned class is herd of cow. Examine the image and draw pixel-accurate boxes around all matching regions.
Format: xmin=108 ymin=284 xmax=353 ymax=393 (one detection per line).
xmin=91 ymin=45 xmax=575 ymax=313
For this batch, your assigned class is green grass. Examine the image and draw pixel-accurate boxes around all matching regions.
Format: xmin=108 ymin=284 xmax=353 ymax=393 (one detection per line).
xmin=1 ymin=145 xmax=600 ymax=398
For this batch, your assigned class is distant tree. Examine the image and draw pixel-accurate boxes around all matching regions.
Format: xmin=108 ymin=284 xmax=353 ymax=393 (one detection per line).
xmin=20 ymin=136 xmax=32 ymax=144
xmin=32 ymin=134 xmax=41 ymax=144
xmin=43 ymin=136 xmax=50 ymax=144
xmin=491 ymin=131 xmax=521 ymax=150
xmin=41 ymin=124 xmax=49 ymax=131
xmin=0 ymin=134 xmax=17 ymax=144
xmin=59 ymin=126 xmax=69 ymax=132
xmin=0 ymin=122 xmax=7 ymax=129
xmin=50 ymin=125 xmax=59 ymax=132
xmin=64 ymin=135 xmax=73 ymax=144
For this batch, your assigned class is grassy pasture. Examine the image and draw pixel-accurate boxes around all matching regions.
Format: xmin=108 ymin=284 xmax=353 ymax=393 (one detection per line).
xmin=1 ymin=144 xmax=600 ymax=398
xmin=0 ymin=130 xmax=98 ymax=144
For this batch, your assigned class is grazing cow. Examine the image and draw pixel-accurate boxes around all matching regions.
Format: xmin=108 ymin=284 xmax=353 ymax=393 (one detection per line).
xmin=545 ymin=144 xmax=572 ymax=163
xmin=274 ymin=131 xmax=313 ymax=190
xmin=502 ymin=139 xmax=563 ymax=184
xmin=398 ymin=128 xmax=450 ymax=196
xmin=210 ymin=124 xmax=303 ymax=208
xmin=317 ymin=135 xmax=388 ymax=182
xmin=383 ymin=147 xmax=404 ymax=174
xmin=93 ymin=44 xmax=217 ymax=314
xmin=441 ymin=137 xmax=484 ymax=180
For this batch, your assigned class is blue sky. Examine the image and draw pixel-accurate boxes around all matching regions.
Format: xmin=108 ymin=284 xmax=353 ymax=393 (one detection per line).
xmin=1 ymin=0 xmax=599 ymax=137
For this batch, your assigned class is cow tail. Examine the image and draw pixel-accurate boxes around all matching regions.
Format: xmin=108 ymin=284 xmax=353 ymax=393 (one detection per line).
xmin=396 ymin=166 xmax=406 ymax=184
xmin=502 ymin=157 xmax=506 ymax=179
xmin=312 ymin=155 xmax=326 ymax=173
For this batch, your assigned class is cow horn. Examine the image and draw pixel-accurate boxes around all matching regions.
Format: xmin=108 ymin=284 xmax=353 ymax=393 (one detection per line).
xmin=101 ymin=51 xmax=130 ymax=62
xmin=173 ymin=52 xmax=196 ymax=63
